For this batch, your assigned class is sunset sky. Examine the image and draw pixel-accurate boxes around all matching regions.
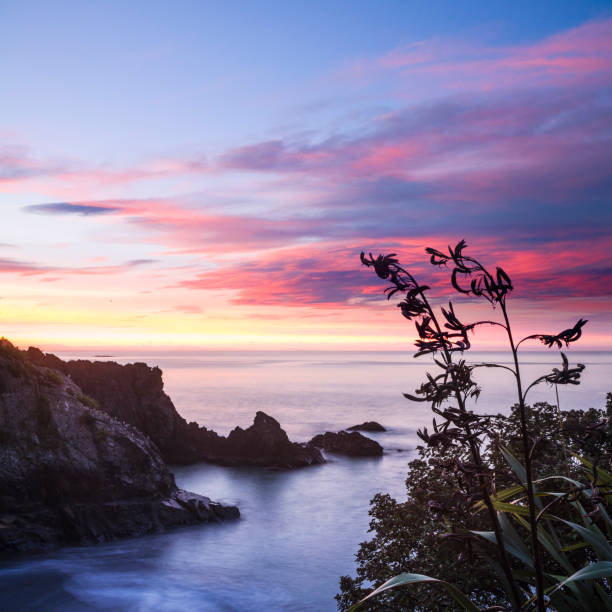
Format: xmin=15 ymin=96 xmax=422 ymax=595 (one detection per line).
xmin=1 ymin=1 xmax=611 ymax=350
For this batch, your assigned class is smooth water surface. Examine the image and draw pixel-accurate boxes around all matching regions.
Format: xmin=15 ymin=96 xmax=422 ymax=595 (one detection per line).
xmin=1 ymin=350 xmax=610 ymax=611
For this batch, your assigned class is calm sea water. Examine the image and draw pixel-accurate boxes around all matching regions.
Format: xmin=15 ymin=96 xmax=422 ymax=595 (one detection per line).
xmin=1 ymin=350 xmax=610 ymax=611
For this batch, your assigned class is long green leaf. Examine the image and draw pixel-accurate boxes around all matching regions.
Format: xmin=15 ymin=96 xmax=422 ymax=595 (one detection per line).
xmin=511 ymin=514 xmax=577 ymax=576
xmin=500 ymin=446 xmax=544 ymax=510
xmin=531 ymin=520 xmax=572 ymax=573
xmin=498 ymin=512 xmax=533 ymax=567
xmin=557 ymin=518 xmax=612 ymax=562
xmin=491 ymin=500 xmax=531 ymax=516
xmin=471 ymin=529 xmax=534 ymax=569
xmin=598 ymin=503 xmax=612 ymax=539
xmin=548 ymin=561 xmax=612 ymax=597
xmin=347 ymin=572 xmax=482 ymax=612
xmin=500 ymin=446 xmax=526 ymax=482
xmin=561 ymin=541 xmax=589 ymax=553
xmin=548 ymin=574 xmax=597 ymax=611
xmin=522 ymin=570 xmax=605 ymax=612
xmin=533 ymin=475 xmax=583 ymax=488
xmin=527 ymin=574 xmax=597 ymax=612
xmin=473 ymin=483 xmax=526 ymax=513
xmin=491 ymin=499 xmax=555 ymax=520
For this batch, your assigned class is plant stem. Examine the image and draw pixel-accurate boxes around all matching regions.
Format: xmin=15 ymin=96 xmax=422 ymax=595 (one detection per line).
xmin=501 ymin=303 xmax=545 ymax=612
xmin=555 ymin=384 xmax=571 ymax=482
xmin=412 ymin=279 xmax=523 ymax=610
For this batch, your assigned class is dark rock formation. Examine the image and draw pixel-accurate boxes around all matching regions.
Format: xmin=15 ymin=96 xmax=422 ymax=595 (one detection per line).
xmin=347 ymin=421 xmax=386 ymax=432
xmin=23 ymin=347 xmax=324 ymax=469
xmin=24 ymin=347 xmax=201 ymax=465
xmin=308 ymin=431 xmax=383 ymax=457
xmin=221 ymin=411 xmax=323 ymax=467
xmin=0 ymin=340 xmax=238 ymax=552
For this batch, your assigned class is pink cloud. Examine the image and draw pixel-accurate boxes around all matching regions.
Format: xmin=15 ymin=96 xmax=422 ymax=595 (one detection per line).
xmin=0 ymin=146 xmax=211 ymax=192
xmin=173 ymin=241 xmax=388 ymax=306
xmin=171 ymin=233 xmax=612 ymax=310
xmin=346 ymin=17 xmax=612 ymax=90
xmin=0 ymin=255 xmax=160 ymax=279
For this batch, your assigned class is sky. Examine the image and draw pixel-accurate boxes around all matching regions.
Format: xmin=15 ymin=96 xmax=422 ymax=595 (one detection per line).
xmin=1 ymin=1 xmax=611 ymax=351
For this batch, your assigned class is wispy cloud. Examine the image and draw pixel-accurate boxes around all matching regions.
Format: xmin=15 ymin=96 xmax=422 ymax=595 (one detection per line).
xmin=23 ymin=202 xmax=122 ymax=216
xmin=20 ymin=197 xmax=326 ymax=252
xmin=343 ymin=17 xmax=612 ymax=90
xmin=217 ymin=87 xmax=611 ymax=209
xmin=170 ymin=304 xmax=203 ymax=314
xmin=125 ymin=259 xmax=158 ymax=266
xmin=0 ymin=145 xmax=211 ymax=191
xmin=0 ymin=257 xmax=53 ymax=275
xmin=0 ymin=146 xmax=64 ymax=183
xmin=0 ymin=255 xmax=161 ymax=279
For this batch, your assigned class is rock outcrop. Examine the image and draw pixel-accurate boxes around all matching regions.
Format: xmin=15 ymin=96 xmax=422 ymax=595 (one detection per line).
xmin=221 ymin=411 xmax=323 ymax=467
xmin=0 ymin=340 xmax=238 ymax=552
xmin=308 ymin=431 xmax=383 ymax=457
xmin=347 ymin=421 xmax=386 ymax=432
xmin=23 ymin=348 xmax=324 ymax=468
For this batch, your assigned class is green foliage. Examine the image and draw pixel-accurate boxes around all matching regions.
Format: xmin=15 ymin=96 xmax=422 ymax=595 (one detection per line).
xmin=41 ymin=368 xmax=63 ymax=387
xmin=481 ymin=445 xmax=612 ymax=611
xmin=78 ymin=393 xmax=100 ymax=410
xmin=337 ymin=399 xmax=612 ymax=610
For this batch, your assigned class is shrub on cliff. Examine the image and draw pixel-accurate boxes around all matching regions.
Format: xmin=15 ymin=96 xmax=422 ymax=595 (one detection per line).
xmin=337 ymin=396 xmax=612 ymax=610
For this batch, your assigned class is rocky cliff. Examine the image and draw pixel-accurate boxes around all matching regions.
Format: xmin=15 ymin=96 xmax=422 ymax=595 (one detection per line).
xmin=24 ymin=347 xmax=202 ymax=464
xmin=24 ymin=348 xmax=324 ymax=468
xmin=0 ymin=340 xmax=238 ymax=552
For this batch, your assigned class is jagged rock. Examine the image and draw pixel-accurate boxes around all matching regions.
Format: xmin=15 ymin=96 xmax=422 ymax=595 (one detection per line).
xmin=347 ymin=421 xmax=386 ymax=432
xmin=221 ymin=411 xmax=324 ymax=467
xmin=0 ymin=339 xmax=239 ymax=552
xmin=23 ymin=348 xmax=324 ymax=468
xmin=308 ymin=431 xmax=383 ymax=457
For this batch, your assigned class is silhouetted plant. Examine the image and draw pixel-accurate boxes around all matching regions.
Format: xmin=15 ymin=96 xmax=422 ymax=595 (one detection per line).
xmin=350 ymin=240 xmax=606 ymax=611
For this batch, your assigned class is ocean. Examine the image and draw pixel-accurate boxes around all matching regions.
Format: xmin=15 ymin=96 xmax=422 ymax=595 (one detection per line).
xmin=1 ymin=349 xmax=610 ymax=611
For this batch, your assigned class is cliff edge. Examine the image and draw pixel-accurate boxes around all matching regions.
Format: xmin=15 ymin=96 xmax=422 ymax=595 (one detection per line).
xmin=0 ymin=340 xmax=238 ymax=552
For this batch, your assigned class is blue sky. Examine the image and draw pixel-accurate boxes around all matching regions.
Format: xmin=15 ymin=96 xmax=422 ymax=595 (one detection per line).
xmin=3 ymin=0 xmax=610 ymax=161
xmin=1 ymin=1 xmax=611 ymax=349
